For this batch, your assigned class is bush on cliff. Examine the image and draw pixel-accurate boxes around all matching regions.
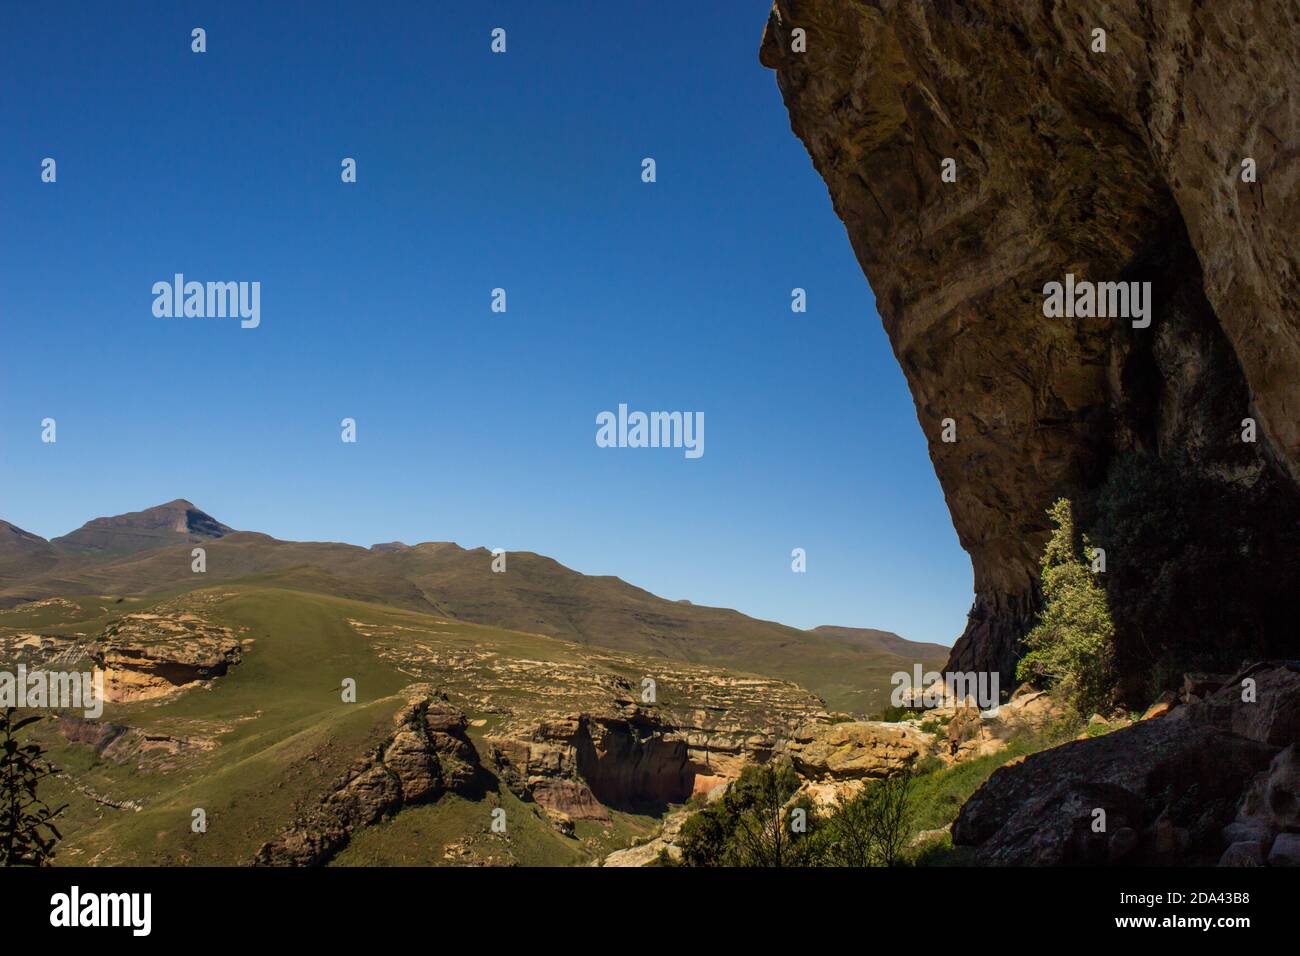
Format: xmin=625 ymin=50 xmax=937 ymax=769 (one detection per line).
xmin=677 ymin=761 xmax=819 ymax=867
xmin=813 ymin=771 xmax=916 ymax=867
xmin=1016 ymin=498 xmax=1116 ymax=718
xmin=678 ymin=762 xmax=922 ymax=867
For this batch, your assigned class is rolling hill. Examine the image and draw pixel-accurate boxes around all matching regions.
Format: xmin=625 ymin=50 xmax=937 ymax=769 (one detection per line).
xmin=0 ymin=500 xmax=949 ymax=713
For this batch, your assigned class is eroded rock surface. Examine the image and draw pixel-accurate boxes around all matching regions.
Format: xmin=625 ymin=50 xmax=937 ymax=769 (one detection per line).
xmin=487 ymin=684 xmax=821 ymax=831
xmin=788 ymin=720 xmax=929 ymax=781
xmin=58 ymin=716 xmax=216 ymax=769
xmin=357 ymin=615 xmax=828 ymax=827
xmin=94 ymin=613 xmax=243 ymax=701
xmin=254 ymin=688 xmax=479 ymax=866
xmin=761 ymin=0 xmax=1300 ymax=681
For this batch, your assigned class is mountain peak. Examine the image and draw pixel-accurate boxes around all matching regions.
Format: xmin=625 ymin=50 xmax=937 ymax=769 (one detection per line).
xmin=0 ymin=519 xmax=52 ymax=553
xmin=50 ymin=499 xmax=233 ymax=557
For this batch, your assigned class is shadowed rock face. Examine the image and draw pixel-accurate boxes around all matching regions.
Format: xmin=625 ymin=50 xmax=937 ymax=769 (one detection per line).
xmin=952 ymin=664 xmax=1300 ymax=865
xmin=761 ymin=1 xmax=1300 ymax=681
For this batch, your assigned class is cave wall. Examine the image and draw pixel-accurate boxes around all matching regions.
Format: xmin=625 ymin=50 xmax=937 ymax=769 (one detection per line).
xmin=760 ymin=0 xmax=1300 ymax=682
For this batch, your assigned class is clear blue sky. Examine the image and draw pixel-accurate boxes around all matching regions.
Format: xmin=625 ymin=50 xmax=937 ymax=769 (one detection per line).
xmin=0 ymin=1 xmax=972 ymax=645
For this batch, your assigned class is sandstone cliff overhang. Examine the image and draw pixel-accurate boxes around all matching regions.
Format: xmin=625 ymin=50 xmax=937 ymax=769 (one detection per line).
xmin=761 ymin=1 xmax=1300 ymax=679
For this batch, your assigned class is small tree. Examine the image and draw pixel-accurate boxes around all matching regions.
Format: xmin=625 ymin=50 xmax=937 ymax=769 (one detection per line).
xmin=820 ymin=770 xmax=915 ymax=867
xmin=677 ymin=761 xmax=818 ymax=867
xmin=728 ymin=761 xmax=812 ymax=867
xmin=1016 ymin=499 xmax=1116 ymax=718
xmin=0 ymin=708 xmax=67 ymax=866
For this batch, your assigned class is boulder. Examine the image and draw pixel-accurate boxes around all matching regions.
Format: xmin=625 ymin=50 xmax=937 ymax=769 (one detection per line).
xmin=1175 ymin=664 xmax=1300 ymax=746
xmin=1226 ymin=744 xmax=1300 ymax=851
xmin=1219 ymin=841 xmax=1268 ymax=867
xmin=1267 ymin=832 xmax=1300 ymax=866
xmin=953 ymin=720 xmax=1276 ymax=865
xmin=788 ymin=721 xmax=929 ymax=780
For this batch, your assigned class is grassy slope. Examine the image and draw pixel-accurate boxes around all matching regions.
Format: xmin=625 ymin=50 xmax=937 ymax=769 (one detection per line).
xmin=332 ymin=724 xmax=658 ymax=868
xmin=1 ymin=536 xmax=947 ymax=714
xmin=907 ymin=720 xmax=1082 ymax=865
xmin=7 ymin=585 xmax=660 ymax=866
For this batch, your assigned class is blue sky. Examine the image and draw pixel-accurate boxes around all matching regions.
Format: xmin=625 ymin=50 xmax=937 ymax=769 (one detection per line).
xmin=0 ymin=1 xmax=973 ymax=645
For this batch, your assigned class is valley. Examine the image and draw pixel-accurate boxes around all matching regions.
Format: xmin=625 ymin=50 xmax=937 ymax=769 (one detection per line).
xmin=0 ymin=499 xmax=951 ymax=866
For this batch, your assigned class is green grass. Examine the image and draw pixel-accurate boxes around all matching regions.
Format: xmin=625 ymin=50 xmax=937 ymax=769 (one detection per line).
xmin=11 ymin=583 xmax=687 ymax=865
xmin=905 ymin=719 xmax=1081 ymax=865
xmin=33 ymin=585 xmax=423 ymax=864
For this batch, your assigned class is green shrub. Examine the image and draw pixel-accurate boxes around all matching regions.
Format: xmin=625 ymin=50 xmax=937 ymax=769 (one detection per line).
xmin=1 ymin=709 xmax=66 ymax=867
xmin=677 ymin=761 xmax=819 ymax=867
xmin=871 ymin=705 xmax=912 ymax=723
xmin=1016 ymin=499 xmax=1116 ymax=718
xmin=815 ymin=771 xmax=916 ymax=867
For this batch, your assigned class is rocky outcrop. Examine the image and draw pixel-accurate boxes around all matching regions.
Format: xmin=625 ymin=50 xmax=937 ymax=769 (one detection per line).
xmin=1172 ymin=662 xmax=1300 ymax=746
xmin=254 ymin=689 xmax=479 ymax=866
xmin=1223 ymin=745 xmax=1300 ymax=865
xmin=601 ymin=804 xmax=696 ymax=867
xmin=953 ymin=664 xmax=1300 ymax=864
xmin=96 ymin=632 xmax=241 ymax=697
xmin=94 ymin=641 xmax=241 ymax=702
xmin=955 ymin=721 xmax=1274 ymax=865
xmin=94 ymin=613 xmax=243 ymax=702
xmin=58 ymin=716 xmax=215 ymax=769
xmin=788 ymin=721 xmax=929 ymax=781
xmin=943 ymin=687 xmax=1067 ymax=762
xmin=490 ymin=709 xmax=712 ymax=822
xmin=487 ymin=683 xmax=826 ymax=830
xmin=761 ymin=1 xmax=1300 ymax=683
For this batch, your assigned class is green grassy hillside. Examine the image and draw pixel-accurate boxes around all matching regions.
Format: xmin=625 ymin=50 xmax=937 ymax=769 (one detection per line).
xmin=1 ymin=523 xmax=947 ymax=714
xmin=0 ymin=585 xmax=723 ymax=865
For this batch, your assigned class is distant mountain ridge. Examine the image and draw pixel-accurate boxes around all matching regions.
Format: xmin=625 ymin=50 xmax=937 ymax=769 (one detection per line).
xmin=50 ymin=499 xmax=233 ymax=558
xmin=812 ymin=625 xmax=949 ymax=661
xmin=0 ymin=500 xmax=949 ymax=713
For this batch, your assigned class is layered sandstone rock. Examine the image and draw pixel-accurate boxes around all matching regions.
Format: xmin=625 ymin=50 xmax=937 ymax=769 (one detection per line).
xmin=788 ymin=720 xmax=929 ymax=780
xmin=254 ymin=688 xmax=479 ymax=866
xmin=93 ymin=613 xmax=243 ymax=701
xmin=761 ymin=0 xmax=1300 ymax=681
xmin=58 ymin=716 xmax=216 ymax=770
xmin=487 ymin=697 xmax=812 ymax=826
